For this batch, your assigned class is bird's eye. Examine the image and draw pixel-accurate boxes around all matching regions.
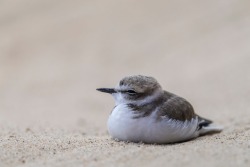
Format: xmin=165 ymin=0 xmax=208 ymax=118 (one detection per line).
xmin=126 ymin=90 xmax=137 ymax=95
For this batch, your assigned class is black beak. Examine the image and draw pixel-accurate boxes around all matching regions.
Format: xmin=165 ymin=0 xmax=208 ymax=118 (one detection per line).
xmin=96 ymin=88 xmax=116 ymax=94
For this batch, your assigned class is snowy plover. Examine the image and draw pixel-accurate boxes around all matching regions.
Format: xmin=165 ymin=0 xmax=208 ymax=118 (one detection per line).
xmin=97 ymin=75 xmax=223 ymax=144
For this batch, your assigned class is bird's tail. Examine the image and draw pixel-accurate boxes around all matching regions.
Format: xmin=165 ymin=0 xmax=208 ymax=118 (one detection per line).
xmin=197 ymin=116 xmax=223 ymax=136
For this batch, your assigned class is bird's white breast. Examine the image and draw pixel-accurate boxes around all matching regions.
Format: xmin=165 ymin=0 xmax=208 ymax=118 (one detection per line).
xmin=107 ymin=104 xmax=199 ymax=144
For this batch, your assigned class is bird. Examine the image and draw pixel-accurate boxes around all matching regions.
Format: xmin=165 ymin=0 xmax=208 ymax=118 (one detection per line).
xmin=97 ymin=75 xmax=223 ymax=144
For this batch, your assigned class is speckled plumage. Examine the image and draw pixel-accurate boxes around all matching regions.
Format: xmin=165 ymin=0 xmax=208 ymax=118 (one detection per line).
xmin=97 ymin=75 xmax=223 ymax=144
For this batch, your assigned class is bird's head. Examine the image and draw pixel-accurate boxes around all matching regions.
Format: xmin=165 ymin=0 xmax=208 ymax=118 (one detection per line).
xmin=97 ymin=75 xmax=162 ymax=105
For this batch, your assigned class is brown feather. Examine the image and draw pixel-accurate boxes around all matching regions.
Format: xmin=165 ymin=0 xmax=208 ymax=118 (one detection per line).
xmin=128 ymin=91 xmax=195 ymax=121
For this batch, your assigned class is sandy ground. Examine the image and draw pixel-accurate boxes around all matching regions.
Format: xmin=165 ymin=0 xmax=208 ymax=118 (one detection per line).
xmin=0 ymin=0 xmax=250 ymax=166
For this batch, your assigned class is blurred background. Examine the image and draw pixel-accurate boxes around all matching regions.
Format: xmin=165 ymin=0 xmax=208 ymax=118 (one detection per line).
xmin=0 ymin=0 xmax=250 ymax=134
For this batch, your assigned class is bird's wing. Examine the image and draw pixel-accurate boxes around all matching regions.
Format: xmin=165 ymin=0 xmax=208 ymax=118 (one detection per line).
xmin=157 ymin=91 xmax=195 ymax=121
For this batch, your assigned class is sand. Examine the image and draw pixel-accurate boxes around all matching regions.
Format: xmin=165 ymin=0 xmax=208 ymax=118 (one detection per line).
xmin=0 ymin=0 xmax=250 ymax=166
